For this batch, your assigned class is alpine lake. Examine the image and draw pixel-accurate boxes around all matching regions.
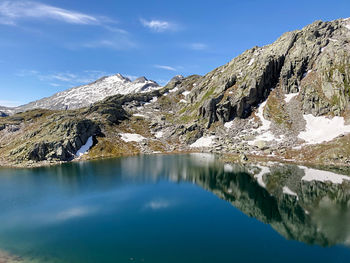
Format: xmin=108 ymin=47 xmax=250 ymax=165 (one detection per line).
xmin=0 ymin=154 xmax=350 ymax=263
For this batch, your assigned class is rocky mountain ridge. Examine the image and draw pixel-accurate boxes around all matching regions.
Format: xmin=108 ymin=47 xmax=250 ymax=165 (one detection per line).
xmin=0 ymin=73 xmax=161 ymax=114
xmin=1 ymin=18 xmax=350 ymax=168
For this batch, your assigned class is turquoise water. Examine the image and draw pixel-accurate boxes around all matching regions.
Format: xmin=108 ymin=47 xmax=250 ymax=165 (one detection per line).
xmin=0 ymin=154 xmax=349 ymax=262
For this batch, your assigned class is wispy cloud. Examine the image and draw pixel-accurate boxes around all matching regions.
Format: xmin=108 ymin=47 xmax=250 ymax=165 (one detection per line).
xmin=144 ymin=200 xmax=172 ymax=210
xmin=140 ymin=18 xmax=178 ymax=32
xmin=154 ymin=65 xmax=177 ymax=71
xmin=0 ymin=1 xmax=104 ymax=25
xmin=125 ymin=74 xmax=138 ymax=81
xmin=16 ymin=69 xmax=109 ymax=87
xmin=188 ymin=42 xmax=208 ymax=50
xmin=55 ymin=206 xmax=97 ymax=221
xmin=81 ymin=37 xmax=136 ymax=50
xmin=49 ymin=83 xmax=62 ymax=87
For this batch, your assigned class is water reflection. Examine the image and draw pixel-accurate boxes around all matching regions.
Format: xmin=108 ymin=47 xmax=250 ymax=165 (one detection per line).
xmin=0 ymin=153 xmax=350 ymax=250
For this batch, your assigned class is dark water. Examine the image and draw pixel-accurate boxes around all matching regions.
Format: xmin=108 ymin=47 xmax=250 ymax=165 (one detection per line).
xmin=0 ymin=154 xmax=350 ymax=263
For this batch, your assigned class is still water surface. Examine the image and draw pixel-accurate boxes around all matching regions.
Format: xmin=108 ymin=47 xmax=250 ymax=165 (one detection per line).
xmin=0 ymin=154 xmax=350 ymax=262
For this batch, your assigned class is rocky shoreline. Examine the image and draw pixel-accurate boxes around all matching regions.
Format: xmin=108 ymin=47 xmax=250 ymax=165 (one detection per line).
xmin=0 ymin=250 xmax=23 ymax=263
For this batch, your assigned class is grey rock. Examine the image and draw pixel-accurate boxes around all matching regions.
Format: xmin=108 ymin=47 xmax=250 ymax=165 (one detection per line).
xmin=240 ymin=153 xmax=248 ymax=162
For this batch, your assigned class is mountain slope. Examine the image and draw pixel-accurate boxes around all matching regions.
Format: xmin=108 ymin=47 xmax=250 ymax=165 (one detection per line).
xmin=1 ymin=73 xmax=161 ymax=114
xmin=1 ymin=18 xmax=350 ymax=167
xmin=158 ymin=18 xmax=350 ymax=160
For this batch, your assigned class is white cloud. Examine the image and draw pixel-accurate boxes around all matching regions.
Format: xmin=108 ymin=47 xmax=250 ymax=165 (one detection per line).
xmin=81 ymin=37 xmax=136 ymax=50
xmin=125 ymin=74 xmax=138 ymax=81
xmin=0 ymin=100 xmax=22 ymax=107
xmin=104 ymin=25 xmax=128 ymax=34
xmin=154 ymin=65 xmax=177 ymax=71
xmin=55 ymin=206 xmax=97 ymax=221
xmin=0 ymin=1 xmax=105 ymax=25
xmin=49 ymin=83 xmax=61 ymax=87
xmin=140 ymin=18 xmax=177 ymax=32
xmin=144 ymin=200 xmax=171 ymax=210
xmin=188 ymin=42 xmax=208 ymax=50
xmin=16 ymin=69 xmax=109 ymax=86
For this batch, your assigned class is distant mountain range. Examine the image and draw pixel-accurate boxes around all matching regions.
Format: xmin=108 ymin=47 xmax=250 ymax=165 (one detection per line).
xmin=0 ymin=73 xmax=161 ymax=115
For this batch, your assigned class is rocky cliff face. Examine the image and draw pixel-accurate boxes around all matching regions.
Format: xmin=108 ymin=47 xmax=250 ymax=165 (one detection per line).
xmin=150 ymin=18 xmax=350 ymax=165
xmin=176 ymin=19 xmax=350 ymax=127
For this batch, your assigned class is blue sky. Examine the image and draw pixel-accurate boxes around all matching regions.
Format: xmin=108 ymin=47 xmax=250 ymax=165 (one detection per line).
xmin=0 ymin=0 xmax=349 ymax=106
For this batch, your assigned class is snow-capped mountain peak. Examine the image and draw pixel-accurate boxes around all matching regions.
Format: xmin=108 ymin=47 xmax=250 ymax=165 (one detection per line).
xmin=1 ymin=73 xmax=161 ymax=114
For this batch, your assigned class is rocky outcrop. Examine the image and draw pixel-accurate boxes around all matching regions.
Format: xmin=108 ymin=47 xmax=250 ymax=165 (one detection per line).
xmin=177 ymin=19 xmax=350 ymax=127
xmin=25 ymin=119 xmax=100 ymax=162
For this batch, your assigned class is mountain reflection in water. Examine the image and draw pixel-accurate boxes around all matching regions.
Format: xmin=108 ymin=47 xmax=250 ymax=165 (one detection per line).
xmin=0 ymin=153 xmax=350 ymax=263
xmin=41 ymin=153 xmax=350 ymax=247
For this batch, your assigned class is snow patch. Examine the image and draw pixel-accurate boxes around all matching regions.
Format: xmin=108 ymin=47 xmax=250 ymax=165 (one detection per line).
xmin=344 ymin=20 xmax=350 ymax=30
xmin=301 ymin=166 xmax=350 ymax=184
xmin=224 ymin=120 xmax=234 ymax=129
xmin=248 ymin=101 xmax=282 ymax=145
xmin=120 ymin=133 xmax=146 ymax=142
xmin=155 ymin=131 xmax=163 ymax=138
xmin=150 ymin=97 xmax=158 ymax=103
xmin=329 ymin=38 xmax=338 ymax=42
xmin=190 ymin=136 xmax=216 ymax=148
xmin=321 ymin=47 xmax=326 ymax=53
xmin=282 ymin=186 xmax=298 ymax=199
xmin=248 ymin=58 xmax=255 ymax=66
xmin=76 ymin=136 xmax=93 ymax=157
xmin=182 ymin=91 xmax=191 ymax=97
xmin=254 ymin=166 xmax=270 ymax=188
xmin=179 ymin=99 xmax=187 ymax=103
xmin=224 ymin=164 xmax=234 ymax=172
xmin=169 ymin=87 xmax=179 ymax=93
xmin=256 ymin=101 xmax=271 ymax=131
xmin=284 ymin=92 xmax=299 ymax=103
xmin=298 ymin=115 xmax=350 ymax=144
xmin=133 ymin=114 xmax=145 ymax=117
